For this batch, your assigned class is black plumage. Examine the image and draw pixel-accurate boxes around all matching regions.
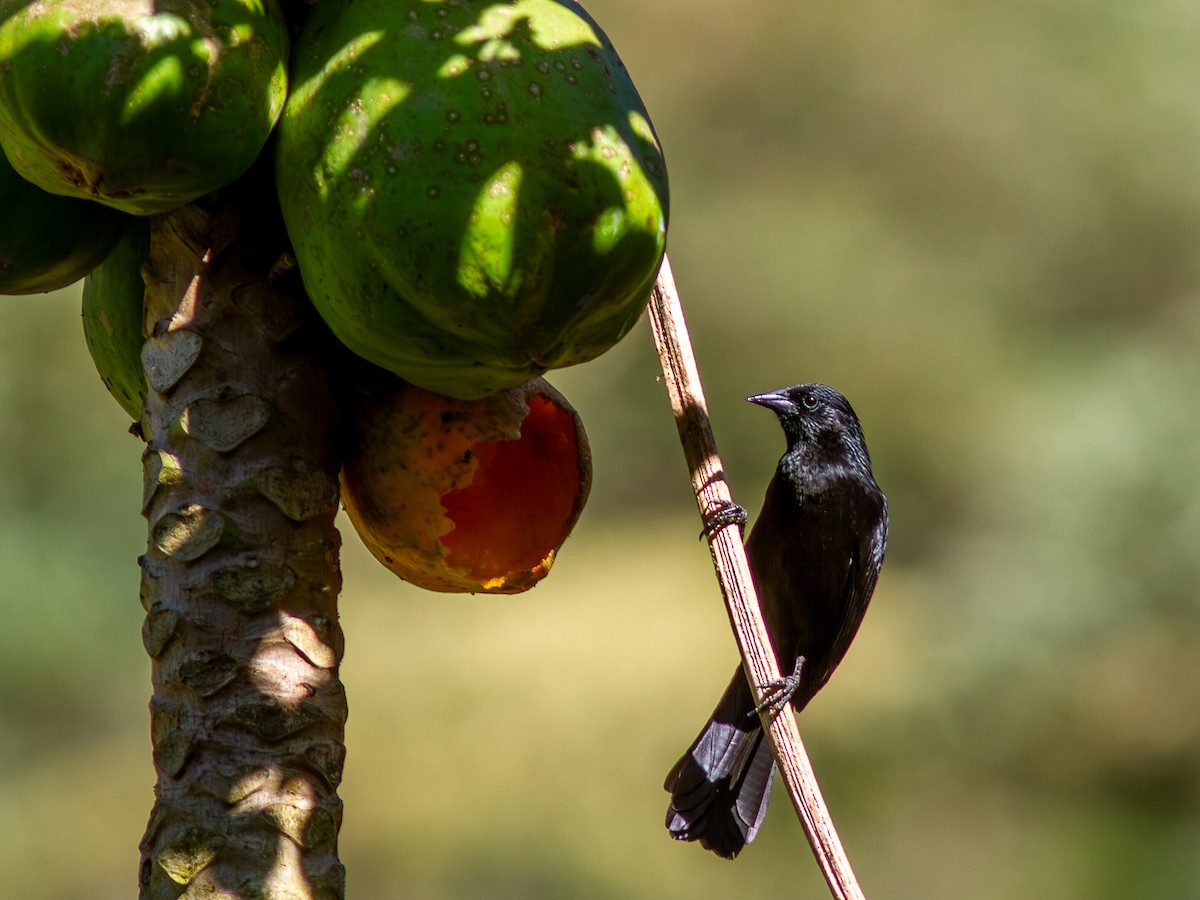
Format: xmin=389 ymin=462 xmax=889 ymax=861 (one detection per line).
xmin=664 ymin=383 xmax=888 ymax=859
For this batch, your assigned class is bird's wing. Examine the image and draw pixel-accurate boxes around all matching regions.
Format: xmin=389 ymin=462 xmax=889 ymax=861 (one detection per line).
xmin=825 ymin=490 xmax=888 ymax=681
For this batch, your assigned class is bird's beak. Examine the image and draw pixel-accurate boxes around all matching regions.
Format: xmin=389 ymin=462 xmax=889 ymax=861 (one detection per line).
xmin=746 ymin=390 xmax=792 ymax=414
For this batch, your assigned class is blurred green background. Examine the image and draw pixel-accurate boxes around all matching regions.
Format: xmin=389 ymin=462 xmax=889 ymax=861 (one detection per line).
xmin=3 ymin=0 xmax=1200 ymax=896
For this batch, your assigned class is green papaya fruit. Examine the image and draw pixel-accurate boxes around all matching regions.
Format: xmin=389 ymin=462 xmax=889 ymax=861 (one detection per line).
xmin=0 ymin=0 xmax=289 ymax=215
xmin=1 ymin=146 xmax=129 ymax=295
xmin=275 ymin=0 xmax=669 ymax=400
xmin=82 ymin=220 xmax=150 ymax=420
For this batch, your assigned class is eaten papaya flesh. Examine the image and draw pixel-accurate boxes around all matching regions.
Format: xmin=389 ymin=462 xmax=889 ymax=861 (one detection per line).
xmin=82 ymin=220 xmax=150 ymax=420
xmin=0 ymin=145 xmax=129 ymax=295
xmin=340 ymin=370 xmax=591 ymax=594
xmin=276 ymin=0 xmax=668 ymax=400
xmin=0 ymin=0 xmax=289 ymax=215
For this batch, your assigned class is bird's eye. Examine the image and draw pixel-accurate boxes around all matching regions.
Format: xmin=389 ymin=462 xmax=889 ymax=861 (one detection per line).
xmin=801 ymin=393 xmax=820 ymax=411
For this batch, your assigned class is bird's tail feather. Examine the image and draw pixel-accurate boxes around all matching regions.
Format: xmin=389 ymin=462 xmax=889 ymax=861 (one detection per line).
xmin=664 ymin=670 xmax=776 ymax=859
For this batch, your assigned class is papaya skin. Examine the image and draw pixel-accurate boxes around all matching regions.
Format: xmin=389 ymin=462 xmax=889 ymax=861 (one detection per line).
xmin=340 ymin=370 xmax=591 ymax=594
xmin=0 ymin=146 xmax=130 ymax=295
xmin=276 ymin=0 xmax=668 ymax=400
xmin=0 ymin=0 xmax=289 ymax=215
xmin=82 ymin=219 xmax=150 ymax=420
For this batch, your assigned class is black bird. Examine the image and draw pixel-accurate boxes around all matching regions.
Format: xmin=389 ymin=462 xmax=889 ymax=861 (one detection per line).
xmin=664 ymin=383 xmax=888 ymax=859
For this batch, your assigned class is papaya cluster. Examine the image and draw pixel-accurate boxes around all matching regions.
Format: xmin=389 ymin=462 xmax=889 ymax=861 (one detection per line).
xmin=0 ymin=0 xmax=668 ymax=593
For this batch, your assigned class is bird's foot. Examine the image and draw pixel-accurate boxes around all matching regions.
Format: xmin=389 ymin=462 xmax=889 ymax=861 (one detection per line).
xmin=700 ymin=501 xmax=748 ymax=539
xmin=751 ymin=656 xmax=806 ymax=716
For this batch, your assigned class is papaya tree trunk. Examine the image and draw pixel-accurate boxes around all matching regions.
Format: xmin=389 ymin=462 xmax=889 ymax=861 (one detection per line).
xmin=137 ymin=174 xmax=347 ymax=899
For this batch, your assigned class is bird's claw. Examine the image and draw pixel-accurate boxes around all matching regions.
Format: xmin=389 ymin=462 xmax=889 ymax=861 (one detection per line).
xmin=747 ymin=656 xmax=806 ymax=717
xmin=752 ymin=674 xmax=801 ymax=715
xmin=700 ymin=501 xmax=748 ymax=539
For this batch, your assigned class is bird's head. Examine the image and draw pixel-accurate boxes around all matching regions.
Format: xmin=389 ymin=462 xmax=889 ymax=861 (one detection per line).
xmin=747 ymin=383 xmax=872 ymax=469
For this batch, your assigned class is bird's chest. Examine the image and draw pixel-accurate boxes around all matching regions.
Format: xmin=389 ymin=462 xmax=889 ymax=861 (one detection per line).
xmin=745 ymin=478 xmax=861 ymax=655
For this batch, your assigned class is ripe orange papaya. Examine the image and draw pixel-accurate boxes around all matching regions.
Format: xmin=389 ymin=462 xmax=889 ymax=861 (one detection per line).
xmin=340 ymin=370 xmax=591 ymax=594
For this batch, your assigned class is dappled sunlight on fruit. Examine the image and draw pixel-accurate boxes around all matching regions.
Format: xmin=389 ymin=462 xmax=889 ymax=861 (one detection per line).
xmin=274 ymin=0 xmax=668 ymax=398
